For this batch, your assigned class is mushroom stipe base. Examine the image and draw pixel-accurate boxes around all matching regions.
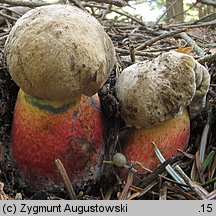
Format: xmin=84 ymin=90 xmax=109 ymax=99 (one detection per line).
xmin=11 ymin=89 xmax=105 ymax=190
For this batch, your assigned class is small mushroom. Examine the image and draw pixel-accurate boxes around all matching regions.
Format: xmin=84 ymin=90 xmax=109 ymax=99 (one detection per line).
xmin=115 ymin=51 xmax=210 ymax=129
xmin=5 ymin=5 xmax=115 ymax=189
xmin=5 ymin=4 xmax=115 ymax=101
xmin=115 ymin=51 xmax=210 ymax=174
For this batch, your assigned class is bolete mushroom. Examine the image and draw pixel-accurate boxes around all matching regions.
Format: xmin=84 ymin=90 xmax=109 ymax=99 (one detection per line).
xmin=115 ymin=51 xmax=210 ymax=128
xmin=115 ymin=51 xmax=210 ymax=172
xmin=5 ymin=5 xmax=115 ymax=189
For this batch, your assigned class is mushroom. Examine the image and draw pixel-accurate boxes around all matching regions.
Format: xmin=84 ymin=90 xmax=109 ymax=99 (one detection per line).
xmin=115 ymin=51 xmax=210 ymax=129
xmin=5 ymin=4 xmax=115 ymax=101
xmin=5 ymin=5 xmax=115 ymax=189
xmin=115 ymin=51 xmax=210 ymax=173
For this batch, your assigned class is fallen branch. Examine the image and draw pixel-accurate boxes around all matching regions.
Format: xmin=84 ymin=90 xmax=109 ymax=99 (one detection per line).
xmin=136 ymin=28 xmax=186 ymax=51
xmin=84 ymin=3 xmax=146 ymax=26
xmin=83 ymin=0 xmax=127 ymax=7
xmin=0 ymin=10 xmax=17 ymax=21
xmin=198 ymin=0 xmax=216 ymax=7
xmin=165 ymin=19 xmax=216 ymax=29
xmin=116 ymin=47 xmax=158 ymax=58
xmin=175 ymin=165 xmax=208 ymax=200
xmin=0 ymin=0 xmax=64 ymax=7
xmin=178 ymin=32 xmax=205 ymax=56
xmin=198 ymin=52 xmax=216 ymax=64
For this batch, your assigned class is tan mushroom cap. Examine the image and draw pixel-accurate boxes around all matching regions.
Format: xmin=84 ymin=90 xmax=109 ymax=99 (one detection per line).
xmin=5 ymin=5 xmax=115 ymax=101
xmin=115 ymin=51 xmax=209 ymax=129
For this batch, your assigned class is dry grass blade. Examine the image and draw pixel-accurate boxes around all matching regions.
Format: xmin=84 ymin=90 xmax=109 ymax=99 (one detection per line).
xmin=177 ymin=149 xmax=195 ymax=160
xmin=195 ymin=150 xmax=215 ymax=184
xmin=55 ymin=159 xmax=78 ymax=200
xmin=195 ymin=150 xmax=205 ymax=183
xmin=137 ymin=181 xmax=158 ymax=198
xmin=164 ymin=183 xmax=197 ymax=200
xmin=127 ymin=191 xmax=140 ymax=200
xmin=190 ymin=159 xmax=197 ymax=181
xmin=153 ymin=142 xmax=188 ymax=190
xmin=175 ymin=165 xmax=208 ymax=200
xmin=199 ymin=107 xmax=212 ymax=163
xmin=206 ymin=190 xmax=216 ymax=200
xmin=118 ymin=171 xmax=134 ymax=200
xmin=209 ymin=153 xmax=216 ymax=179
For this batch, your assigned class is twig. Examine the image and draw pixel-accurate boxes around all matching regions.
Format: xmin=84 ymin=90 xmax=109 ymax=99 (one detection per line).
xmin=115 ymin=47 xmax=158 ymax=58
xmin=139 ymin=155 xmax=183 ymax=188
xmin=164 ymin=19 xmax=216 ymax=29
xmin=0 ymin=0 xmax=64 ymax=7
xmin=192 ymin=12 xmax=216 ymax=25
xmin=84 ymin=3 xmax=146 ymax=26
xmin=0 ymin=6 xmax=22 ymax=16
xmin=137 ymin=181 xmax=158 ymax=198
xmin=178 ymin=32 xmax=205 ymax=56
xmin=68 ymin=0 xmax=86 ymax=11
xmin=175 ymin=165 xmax=208 ymax=200
xmin=198 ymin=52 xmax=216 ymax=64
xmin=145 ymin=46 xmax=179 ymax=52
xmin=55 ymin=159 xmax=78 ymax=200
xmin=164 ymin=183 xmax=197 ymax=200
xmin=136 ymin=28 xmax=186 ymax=51
xmin=198 ymin=0 xmax=216 ymax=7
xmin=84 ymin=0 xmax=126 ymax=7
xmin=0 ymin=11 xmax=17 ymax=21
xmin=0 ymin=34 xmax=8 ymax=41
xmin=153 ymin=0 xmax=179 ymax=26
xmin=162 ymin=2 xmax=198 ymax=23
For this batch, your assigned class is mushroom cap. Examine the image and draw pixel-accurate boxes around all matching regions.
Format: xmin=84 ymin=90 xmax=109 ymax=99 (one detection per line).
xmin=5 ymin=5 xmax=115 ymax=101
xmin=115 ymin=51 xmax=197 ymax=128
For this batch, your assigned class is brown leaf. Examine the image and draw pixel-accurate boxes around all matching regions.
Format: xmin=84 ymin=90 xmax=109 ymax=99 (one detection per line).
xmin=176 ymin=46 xmax=193 ymax=54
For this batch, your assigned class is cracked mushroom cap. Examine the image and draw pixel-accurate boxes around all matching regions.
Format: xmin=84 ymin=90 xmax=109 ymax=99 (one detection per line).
xmin=115 ymin=51 xmax=210 ymax=128
xmin=4 ymin=5 xmax=115 ymax=101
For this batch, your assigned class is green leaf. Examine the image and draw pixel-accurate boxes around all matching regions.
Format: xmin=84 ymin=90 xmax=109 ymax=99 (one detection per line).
xmin=202 ymin=150 xmax=215 ymax=172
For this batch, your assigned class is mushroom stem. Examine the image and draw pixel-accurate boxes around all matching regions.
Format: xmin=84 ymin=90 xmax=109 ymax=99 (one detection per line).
xmin=11 ymin=89 xmax=105 ymax=189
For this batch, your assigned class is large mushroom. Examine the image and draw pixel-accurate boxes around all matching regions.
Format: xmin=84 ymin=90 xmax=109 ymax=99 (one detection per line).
xmin=115 ymin=51 xmax=210 ymax=172
xmin=5 ymin=5 xmax=115 ymax=189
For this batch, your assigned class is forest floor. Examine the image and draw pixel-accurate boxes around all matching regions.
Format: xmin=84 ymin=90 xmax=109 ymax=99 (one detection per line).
xmin=0 ymin=1 xmax=216 ymax=200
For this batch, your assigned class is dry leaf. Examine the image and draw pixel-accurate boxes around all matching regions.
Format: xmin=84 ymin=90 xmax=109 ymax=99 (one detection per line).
xmin=176 ymin=46 xmax=193 ymax=54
